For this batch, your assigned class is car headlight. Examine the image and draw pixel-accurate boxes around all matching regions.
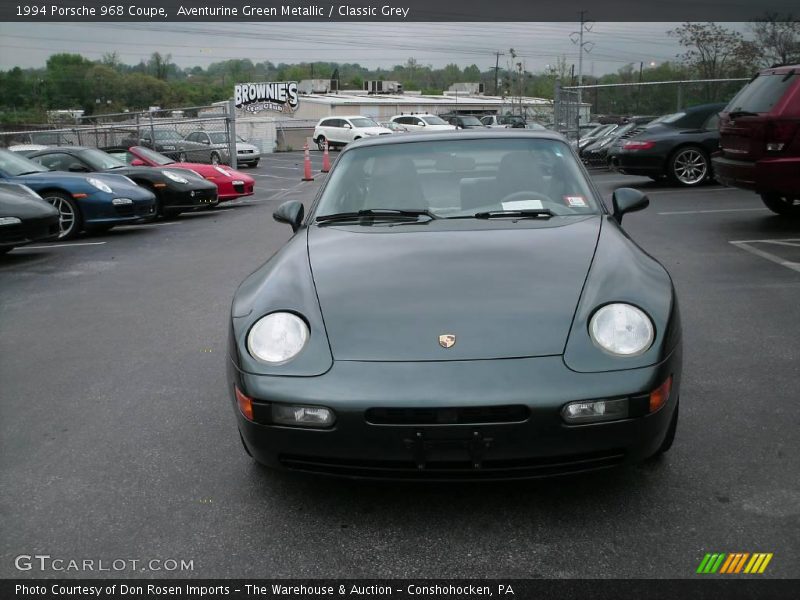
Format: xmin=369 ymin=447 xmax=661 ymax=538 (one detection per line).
xmin=247 ymin=312 xmax=309 ymax=364
xmin=87 ymin=177 xmax=113 ymax=194
xmin=589 ymin=303 xmax=654 ymax=356
xmin=0 ymin=216 xmax=22 ymax=226
xmin=162 ymin=170 xmax=189 ymax=184
xmin=213 ymin=166 xmax=230 ymax=177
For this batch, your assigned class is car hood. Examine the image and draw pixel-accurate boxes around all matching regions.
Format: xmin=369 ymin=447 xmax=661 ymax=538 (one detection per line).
xmin=307 ymin=217 xmax=602 ymax=361
xmin=236 ymin=142 xmax=259 ymax=152
xmin=0 ymin=188 xmax=58 ymax=219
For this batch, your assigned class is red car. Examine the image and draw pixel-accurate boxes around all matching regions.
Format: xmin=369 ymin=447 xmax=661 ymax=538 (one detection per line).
xmin=712 ymin=64 xmax=800 ymax=216
xmin=104 ymin=145 xmax=255 ymax=202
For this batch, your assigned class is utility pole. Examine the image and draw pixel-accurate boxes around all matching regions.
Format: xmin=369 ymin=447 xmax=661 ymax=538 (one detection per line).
xmin=570 ymin=10 xmax=594 ymax=124
xmin=493 ymin=51 xmax=505 ymax=96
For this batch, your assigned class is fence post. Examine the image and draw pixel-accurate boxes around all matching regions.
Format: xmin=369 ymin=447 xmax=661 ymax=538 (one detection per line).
xmin=676 ymin=82 xmax=683 ymax=112
xmin=149 ymin=111 xmax=155 ymax=149
xmin=227 ymin=98 xmax=237 ymax=169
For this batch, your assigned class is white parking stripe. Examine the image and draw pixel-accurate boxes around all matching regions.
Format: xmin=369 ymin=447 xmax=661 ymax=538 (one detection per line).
xmin=658 ymin=208 xmax=768 ymax=215
xmin=249 ymin=173 xmax=302 ymax=180
xmin=730 ymin=239 xmax=800 ymax=273
xmin=19 ymin=241 xmax=107 ymax=249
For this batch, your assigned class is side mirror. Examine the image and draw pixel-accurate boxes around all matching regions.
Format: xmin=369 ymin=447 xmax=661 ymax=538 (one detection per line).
xmin=612 ymin=187 xmax=649 ymax=223
xmin=130 ymin=159 xmax=145 ymax=166
xmin=273 ymin=200 xmax=304 ymax=232
xmin=343 ymin=123 xmax=352 ymax=129
xmin=200 ymin=139 xmax=209 ymax=145
xmin=419 ymin=121 xmax=426 ymax=127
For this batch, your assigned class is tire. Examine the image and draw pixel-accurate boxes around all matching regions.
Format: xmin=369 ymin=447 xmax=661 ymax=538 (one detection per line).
xmin=178 ymin=151 xmax=188 ymax=162
xmin=251 ymin=159 xmax=259 ymax=168
xmin=316 ymin=136 xmax=327 ymax=152
xmin=41 ymin=191 xmax=82 ymax=240
xmin=652 ymin=400 xmax=679 ymax=458
xmin=760 ymin=193 xmax=800 ymax=217
xmin=668 ymin=146 xmax=710 ymax=186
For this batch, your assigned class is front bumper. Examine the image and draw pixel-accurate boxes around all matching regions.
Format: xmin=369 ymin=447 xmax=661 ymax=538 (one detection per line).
xmin=712 ymin=154 xmax=800 ymax=194
xmin=0 ymin=215 xmax=60 ymax=248
xmin=218 ymin=179 xmax=255 ymax=201
xmin=81 ymin=191 xmax=156 ymax=225
xmin=228 ymin=349 xmax=681 ymax=480
xmin=160 ymin=186 xmax=219 ymax=210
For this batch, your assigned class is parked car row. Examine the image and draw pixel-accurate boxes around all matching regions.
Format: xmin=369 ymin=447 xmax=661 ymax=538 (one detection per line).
xmin=0 ymin=144 xmax=256 ymax=249
xmin=313 ymin=112 xmax=545 ymax=151
xmin=119 ymin=128 xmax=262 ymax=167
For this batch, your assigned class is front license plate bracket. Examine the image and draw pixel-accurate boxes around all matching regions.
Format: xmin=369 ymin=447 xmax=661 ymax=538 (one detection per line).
xmin=403 ymin=430 xmax=493 ymax=470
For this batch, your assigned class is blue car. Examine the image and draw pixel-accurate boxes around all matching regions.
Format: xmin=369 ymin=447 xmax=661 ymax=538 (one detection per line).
xmin=0 ymin=149 xmax=156 ymax=239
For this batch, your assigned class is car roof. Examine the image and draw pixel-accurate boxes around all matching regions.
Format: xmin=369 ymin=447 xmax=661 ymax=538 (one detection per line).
xmin=341 ymin=129 xmax=565 ymax=151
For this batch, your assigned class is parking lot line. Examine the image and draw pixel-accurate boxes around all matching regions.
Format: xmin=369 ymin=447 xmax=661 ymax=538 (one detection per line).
xmin=658 ymin=208 xmax=768 ymax=215
xmin=730 ymin=239 xmax=800 ymax=273
xmin=250 ymin=173 xmax=302 ymax=180
xmin=646 ymin=187 xmax=731 ymax=196
xmin=20 ymin=241 xmax=107 ymax=249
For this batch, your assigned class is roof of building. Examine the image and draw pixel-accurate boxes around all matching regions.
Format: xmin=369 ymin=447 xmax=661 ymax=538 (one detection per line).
xmin=296 ymin=92 xmax=556 ymax=107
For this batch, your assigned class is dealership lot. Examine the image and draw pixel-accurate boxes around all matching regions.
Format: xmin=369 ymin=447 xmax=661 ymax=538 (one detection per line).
xmin=1 ymin=155 xmax=799 ymax=578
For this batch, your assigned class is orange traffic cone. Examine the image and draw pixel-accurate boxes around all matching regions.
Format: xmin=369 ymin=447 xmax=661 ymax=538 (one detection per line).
xmin=302 ymin=143 xmax=313 ymax=181
xmin=321 ymin=140 xmax=331 ymax=173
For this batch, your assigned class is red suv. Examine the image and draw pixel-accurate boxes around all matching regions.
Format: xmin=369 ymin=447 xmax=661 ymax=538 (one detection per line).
xmin=712 ymin=64 xmax=800 ymax=216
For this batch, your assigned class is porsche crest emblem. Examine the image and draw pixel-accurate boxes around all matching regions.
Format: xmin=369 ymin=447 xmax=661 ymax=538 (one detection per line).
xmin=439 ymin=334 xmax=456 ymax=348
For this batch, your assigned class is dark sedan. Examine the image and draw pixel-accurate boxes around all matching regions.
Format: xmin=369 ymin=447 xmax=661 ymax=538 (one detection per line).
xmin=608 ymin=103 xmax=726 ymax=186
xmin=228 ymin=130 xmax=682 ymax=480
xmin=0 ymin=182 xmax=60 ymax=254
xmin=581 ymin=117 xmax=655 ymax=168
xmin=27 ymin=147 xmax=218 ymax=217
xmin=123 ymin=129 xmax=230 ymax=164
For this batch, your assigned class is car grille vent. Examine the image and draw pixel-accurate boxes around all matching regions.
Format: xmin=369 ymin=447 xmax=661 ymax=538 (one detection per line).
xmin=365 ymin=405 xmax=530 ymax=425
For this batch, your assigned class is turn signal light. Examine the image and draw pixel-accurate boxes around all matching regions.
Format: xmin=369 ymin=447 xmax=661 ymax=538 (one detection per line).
xmin=649 ymin=375 xmax=673 ymax=413
xmin=234 ymin=386 xmax=254 ymax=421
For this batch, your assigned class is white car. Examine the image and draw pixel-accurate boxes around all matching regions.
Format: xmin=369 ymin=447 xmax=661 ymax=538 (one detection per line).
xmin=389 ymin=114 xmax=456 ymax=132
xmin=313 ymin=116 xmax=392 ymax=151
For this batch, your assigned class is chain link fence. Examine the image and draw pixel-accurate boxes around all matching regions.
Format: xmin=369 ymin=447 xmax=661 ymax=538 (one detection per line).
xmin=1 ymin=104 xmax=239 ymax=167
xmin=554 ymin=77 xmax=750 ymax=142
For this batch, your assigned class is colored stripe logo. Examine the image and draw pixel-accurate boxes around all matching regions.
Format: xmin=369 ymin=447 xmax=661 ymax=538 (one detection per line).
xmin=697 ymin=553 xmax=773 ymax=574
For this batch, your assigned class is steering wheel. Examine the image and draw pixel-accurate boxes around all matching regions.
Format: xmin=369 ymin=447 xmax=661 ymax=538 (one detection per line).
xmin=498 ymin=190 xmax=555 ymax=205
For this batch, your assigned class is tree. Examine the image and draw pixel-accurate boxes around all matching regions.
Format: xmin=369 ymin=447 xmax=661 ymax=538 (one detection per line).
xmin=669 ymin=23 xmax=757 ymax=80
xmin=148 ymin=52 xmax=173 ymax=81
xmin=45 ymin=53 xmax=93 ymax=109
xmin=750 ymin=14 xmax=800 ymax=66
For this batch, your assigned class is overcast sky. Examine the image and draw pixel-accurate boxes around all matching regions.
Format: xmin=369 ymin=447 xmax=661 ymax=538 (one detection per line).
xmin=0 ymin=22 xmax=751 ymax=76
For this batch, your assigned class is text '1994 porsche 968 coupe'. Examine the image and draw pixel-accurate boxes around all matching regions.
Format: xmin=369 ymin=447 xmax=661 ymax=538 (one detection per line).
xmin=227 ymin=130 xmax=682 ymax=480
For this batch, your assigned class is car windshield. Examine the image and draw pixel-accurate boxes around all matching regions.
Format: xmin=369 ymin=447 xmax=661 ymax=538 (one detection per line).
xmin=459 ymin=116 xmax=483 ymax=126
xmin=208 ymin=132 xmax=229 ymax=144
xmin=350 ymin=118 xmax=379 ymax=128
xmin=0 ymin=149 xmax=50 ymax=176
xmin=133 ymin=146 xmax=174 ymax=165
xmin=79 ymin=148 xmax=127 ymax=170
xmin=422 ymin=116 xmax=448 ymax=125
xmin=314 ymin=138 xmax=600 ymax=220
xmin=726 ymin=72 xmax=797 ymax=114
xmin=153 ymin=130 xmax=184 ymax=141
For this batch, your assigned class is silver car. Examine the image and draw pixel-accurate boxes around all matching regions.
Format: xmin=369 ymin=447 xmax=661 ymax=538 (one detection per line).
xmin=186 ymin=130 xmax=260 ymax=168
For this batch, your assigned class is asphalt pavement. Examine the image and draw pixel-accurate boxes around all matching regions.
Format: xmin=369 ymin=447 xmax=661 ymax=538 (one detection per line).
xmin=1 ymin=153 xmax=799 ymax=579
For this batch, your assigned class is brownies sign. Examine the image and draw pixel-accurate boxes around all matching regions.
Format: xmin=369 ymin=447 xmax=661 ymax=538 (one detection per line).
xmin=234 ymin=82 xmax=299 ymax=114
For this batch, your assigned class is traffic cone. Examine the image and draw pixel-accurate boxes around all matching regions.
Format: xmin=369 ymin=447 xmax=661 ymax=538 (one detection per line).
xmin=321 ymin=140 xmax=331 ymax=173
xmin=302 ymin=143 xmax=313 ymax=181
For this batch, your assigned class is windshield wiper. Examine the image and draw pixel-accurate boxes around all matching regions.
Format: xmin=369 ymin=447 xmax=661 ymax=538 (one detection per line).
xmin=315 ymin=208 xmax=439 ymax=224
xmin=473 ymin=209 xmax=554 ymax=219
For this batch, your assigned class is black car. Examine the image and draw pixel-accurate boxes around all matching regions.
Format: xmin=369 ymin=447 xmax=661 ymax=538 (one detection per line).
xmin=0 ymin=182 xmax=60 ymax=254
xmin=228 ymin=130 xmax=682 ymax=480
xmin=581 ymin=117 xmax=656 ymax=168
xmin=609 ymin=103 xmax=726 ymax=186
xmin=443 ymin=114 xmax=488 ymax=129
xmin=27 ymin=147 xmax=218 ymax=217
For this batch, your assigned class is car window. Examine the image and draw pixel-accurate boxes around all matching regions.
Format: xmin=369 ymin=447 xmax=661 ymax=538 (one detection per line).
xmin=422 ymin=116 xmax=448 ymax=125
xmin=78 ymin=149 xmax=127 ymax=170
xmin=34 ymin=153 xmax=83 ymax=171
xmin=726 ymin=72 xmax=798 ymax=114
xmin=185 ymin=133 xmax=198 ymax=142
xmin=153 ymin=130 xmax=183 ymax=141
xmin=319 ymin=119 xmax=334 ymax=127
xmin=481 ymin=116 xmax=493 ymax=125
xmin=459 ymin=116 xmax=483 ymax=127
xmin=314 ymin=138 xmax=600 ymax=219
xmin=208 ymin=132 xmax=228 ymax=144
xmin=0 ymin=149 xmax=50 ymax=176
xmin=704 ymin=113 xmax=720 ymax=130
xmin=350 ymin=118 xmax=379 ymax=128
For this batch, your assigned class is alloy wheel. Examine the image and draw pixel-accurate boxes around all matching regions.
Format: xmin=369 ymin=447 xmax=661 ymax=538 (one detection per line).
xmin=45 ymin=195 xmax=76 ymax=238
xmin=672 ymin=148 xmax=707 ymax=185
